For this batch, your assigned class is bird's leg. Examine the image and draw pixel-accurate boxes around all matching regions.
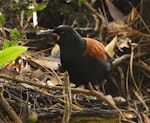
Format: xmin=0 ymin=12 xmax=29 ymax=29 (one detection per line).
xmin=88 ymin=82 xmax=95 ymax=91
xmin=89 ymin=83 xmax=105 ymax=96
xmin=101 ymin=79 xmax=107 ymax=95
xmin=92 ymin=81 xmax=107 ymax=95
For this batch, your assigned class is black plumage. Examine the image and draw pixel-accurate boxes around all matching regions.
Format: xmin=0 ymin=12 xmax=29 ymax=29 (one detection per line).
xmin=52 ymin=25 xmax=112 ymax=86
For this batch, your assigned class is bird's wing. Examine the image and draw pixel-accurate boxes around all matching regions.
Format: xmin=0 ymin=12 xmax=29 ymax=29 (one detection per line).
xmin=83 ymin=38 xmax=107 ymax=61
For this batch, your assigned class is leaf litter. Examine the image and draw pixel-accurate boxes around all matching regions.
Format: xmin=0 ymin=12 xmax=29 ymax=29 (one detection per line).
xmin=0 ymin=0 xmax=150 ymax=123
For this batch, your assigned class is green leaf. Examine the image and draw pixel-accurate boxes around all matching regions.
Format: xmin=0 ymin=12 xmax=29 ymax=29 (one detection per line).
xmin=78 ymin=0 xmax=83 ymax=7
xmin=0 ymin=46 xmax=28 ymax=66
xmin=0 ymin=12 xmax=5 ymax=27
xmin=27 ymin=5 xmax=45 ymax=17
xmin=3 ymin=40 xmax=18 ymax=49
xmin=10 ymin=28 xmax=22 ymax=41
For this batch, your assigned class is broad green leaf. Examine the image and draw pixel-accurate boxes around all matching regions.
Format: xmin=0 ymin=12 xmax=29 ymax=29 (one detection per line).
xmin=0 ymin=12 xmax=5 ymax=27
xmin=0 ymin=46 xmax=28 ymax=66
xmin=3 ymin=40 xmax=18 ymax=49
xmin=78 ymin=0 xmax=83 ymax=7
xmin=27 ymin=5 xmax=45 ymax=17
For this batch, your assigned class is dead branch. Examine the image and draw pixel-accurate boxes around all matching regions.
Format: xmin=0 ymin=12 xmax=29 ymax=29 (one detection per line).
xmin=88 ymin=82 xmax=125 ymax=119
xmin=62 ymin=72 xmax=72 ymax=123
xmin=0 ymin=74 xmax=124 ymax=117
xmin=0 ymin=84 xmax=23 ymax=123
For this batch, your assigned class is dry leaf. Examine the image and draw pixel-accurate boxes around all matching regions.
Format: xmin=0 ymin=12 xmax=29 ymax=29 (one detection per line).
xmin=129 ymin=7 xmax=137 ymax=24
xmin=33 ymin=58 xmax=60 ymax=70
xmin=106 ymin=95 xmax=115 ymax=105
xmin=105 ymin=36 xmax=117 ymax=58
xmin=123 ymin=112 xmax=135 ymax=120
xmin=47 ymin=76 xmax=62 ymax=86
xmin=114 ymin=96 xmax=126 ymax=103
xmin=105 ymin=0 xmax=125 ymax=20
xmin=51 ymin=44 xmax=60 ymax=57
xmin=117 ymin=37 xmax=131 ymax=52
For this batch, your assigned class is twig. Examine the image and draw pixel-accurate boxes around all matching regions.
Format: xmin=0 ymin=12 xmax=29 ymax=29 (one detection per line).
xmin=129 ymin=43 xmax=140 ymax=92
xmin=117 ymin=66 xmax=125 ymax=91
xmin=0 ymin=84 xmax=23 ymax=123
xmin=129 ymin=44 xmax=149 ymax=113
xmin=88 ymin=83 xmax=125 ymax=119
xmin=138 ymin=60 xmax=150 ymax=72
xmin=0 ymin=26 xmax=6 ymax=37
xmin=21 ymin=16 xmax=32 ymax=32
xmin=0 ymin=74 xmax=124 ymax=115
xmin=28 ymin=58 xmax=62 ymax=85
xmin=129 ymin=2 xmax=150 ymax=33
xmin=83 ymin=0 xmax=105 ymax=22
xmin=32 ymin=87 xmax=82 ymax=110
xmin=130 ymin=104 xmax=144 ymax=123
xmin=0 ymin=73 xmax=90 ymax=95
xmin=30 ymin=47 xmax=53 ymax=56
xmin=126 ymin=67 xmax=131 ymax=101
xmin=62 ymin=72 xmax=72 ymax=123
xmin=83 ymin=0 xmax=107 ymax=37
xmin=113 ymin=54 xmax=131 ymax=66
xmin=133 ymin=89 xmax=149 ymax=113
xmin=112 ymin=52 xmax=150 ymax=66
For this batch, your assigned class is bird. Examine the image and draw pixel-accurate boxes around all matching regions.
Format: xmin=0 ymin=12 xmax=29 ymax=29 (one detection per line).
xmin=52 ymin=25 xmax=112 ymax=87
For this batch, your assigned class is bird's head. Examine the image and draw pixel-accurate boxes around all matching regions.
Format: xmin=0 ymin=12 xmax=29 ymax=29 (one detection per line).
xmin=52 ymin=25 xmax=72 ymax=44
xmin=52 ymin=25 xmax=85 ymax=50
xmin=52 ymin=25 xmax=73 ymax=35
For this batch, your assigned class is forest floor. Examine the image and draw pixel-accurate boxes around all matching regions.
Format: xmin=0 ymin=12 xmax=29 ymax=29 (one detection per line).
xmin=0 ymin=0 xmax=150 ymax=123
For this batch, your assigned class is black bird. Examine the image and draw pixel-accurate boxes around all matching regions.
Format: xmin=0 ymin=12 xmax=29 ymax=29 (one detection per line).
xmin=52 ymin=25 xmax=112 ymax=87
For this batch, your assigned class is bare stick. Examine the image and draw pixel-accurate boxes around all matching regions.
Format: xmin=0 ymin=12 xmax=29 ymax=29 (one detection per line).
xmin=62 ymin=72 xmax=72 ymax=123
xmin=0 ymin=84 xmax=23 ymax=123
xmin=88 ymin=82 xmax=125 ymax=119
